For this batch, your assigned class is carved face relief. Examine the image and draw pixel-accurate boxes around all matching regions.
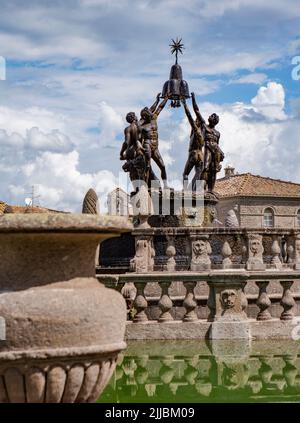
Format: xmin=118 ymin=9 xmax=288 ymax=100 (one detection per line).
xmin=193 ymin=240 xmax=207 ymax=257
xmin=250 ymin=239 xmax=261 ymax=256
xmin=220 ymin=289 xmax=237 ymax=309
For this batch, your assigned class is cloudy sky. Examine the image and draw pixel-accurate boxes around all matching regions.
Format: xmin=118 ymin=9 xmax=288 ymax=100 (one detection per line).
xmin=1 ymin=0 xmax=300 ymax=211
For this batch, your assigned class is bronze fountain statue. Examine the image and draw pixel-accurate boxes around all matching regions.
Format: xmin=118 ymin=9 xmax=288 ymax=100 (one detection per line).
xmin=120 ymin=38 xmax=225 ymax=220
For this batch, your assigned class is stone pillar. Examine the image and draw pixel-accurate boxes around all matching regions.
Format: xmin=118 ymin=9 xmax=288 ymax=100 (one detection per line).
xmin=190 ymin=235 xmax=211 ymax=271
xmin=246 ymin=233 xmax=266 ymax=271
xmin=208 ymin=274 xmax=250 ymax=340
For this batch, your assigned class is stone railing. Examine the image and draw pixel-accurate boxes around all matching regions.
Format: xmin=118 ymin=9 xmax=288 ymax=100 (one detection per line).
xmin=127 ymin=227 xmax=300 ymax=272
xmin=98 ymin=227 xmax=300 ymax=272
xmin=98 ymin=227 xmax=300 ymax=340
xmin=99 ymin=270 xmax=300 ymax=340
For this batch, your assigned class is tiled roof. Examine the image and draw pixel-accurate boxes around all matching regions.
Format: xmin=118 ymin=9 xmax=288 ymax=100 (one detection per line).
xmin=0 ymin=203 xmax=65 ymax=214
xmin=215 ymin=173 xmax=300 ymax=198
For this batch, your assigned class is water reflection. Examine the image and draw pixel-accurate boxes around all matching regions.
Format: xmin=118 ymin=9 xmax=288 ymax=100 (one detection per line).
xmin=99 ymin=340 xmax=300 ymax=403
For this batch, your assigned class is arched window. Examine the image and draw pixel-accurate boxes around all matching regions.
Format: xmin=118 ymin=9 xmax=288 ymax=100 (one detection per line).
xmin=263 ymin=208 xmax=274 ymax=227
xmin=297 ymin=210 xmax=300 ymax=227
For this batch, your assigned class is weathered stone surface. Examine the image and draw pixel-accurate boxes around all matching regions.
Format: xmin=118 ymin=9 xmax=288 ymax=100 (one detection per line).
xmin=126 ymin=321 xmax=211 ymax=340
xmin=0 ymin=214 xmax=132 ymax=403
xmin=209 ymin=321 xmax=250 ymax=340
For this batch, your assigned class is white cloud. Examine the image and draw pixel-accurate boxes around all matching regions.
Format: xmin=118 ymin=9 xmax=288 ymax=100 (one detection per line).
xmin=8 ymin=150 xmax=119 ymax=212
xmin=251 ymin=82 xmax=286 ymax=120
xmin=230 ymin=73 xmax=267 ymax=85
xmin=0 ymin=126 xmax=74 ymax=153
xmin=98 ymin=101 xmax=123 ymax=145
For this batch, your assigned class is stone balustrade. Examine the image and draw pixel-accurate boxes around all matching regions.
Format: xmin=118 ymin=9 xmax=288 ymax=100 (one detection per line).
xmin=127 ymin=227 xmax=300 ymax=272
xmin=98 ymin=227 xmax=300 ymax=340
xmin=99 ymin=270 xmax=300 ymax=340
xmin=99 ymin=227 xmax=300 ymax=272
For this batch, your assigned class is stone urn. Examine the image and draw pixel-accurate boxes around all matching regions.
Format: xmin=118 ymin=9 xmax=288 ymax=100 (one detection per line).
xmin=0 ymin=214 xmax=132 ymax=403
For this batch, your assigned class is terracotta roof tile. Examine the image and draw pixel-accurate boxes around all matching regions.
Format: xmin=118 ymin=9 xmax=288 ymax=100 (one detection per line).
xmin=215 ymin=173 xmax=300 ymax=198
xmin=0 ymin=203 xmax=65 ymax=214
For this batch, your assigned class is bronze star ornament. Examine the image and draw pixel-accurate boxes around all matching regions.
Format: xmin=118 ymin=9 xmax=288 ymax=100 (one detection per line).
xmin=169 ymin=37 xmax=184 ymax=64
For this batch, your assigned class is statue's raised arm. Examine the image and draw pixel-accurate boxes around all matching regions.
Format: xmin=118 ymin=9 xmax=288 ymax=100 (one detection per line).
xmin=191 ymin=92 xmax=205 ymax=126
xmin=181 ymin=97 xmax=198 ymax=134
xmin=154 ymin=96 xmax=168 ymax=117
xmin=149 ymin=92 xmax=161 ymax=113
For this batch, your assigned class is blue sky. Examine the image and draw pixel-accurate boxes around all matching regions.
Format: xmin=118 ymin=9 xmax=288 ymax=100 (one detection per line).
xmin=1 ymin=0 xmax=300 ymax=211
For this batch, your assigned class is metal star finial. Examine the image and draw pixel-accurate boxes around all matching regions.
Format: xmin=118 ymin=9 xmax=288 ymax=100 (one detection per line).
xmin=169 ymin=37 xmax=184 ymax=64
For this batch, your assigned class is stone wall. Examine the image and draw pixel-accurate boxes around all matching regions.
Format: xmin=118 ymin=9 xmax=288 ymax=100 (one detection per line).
xmin=216 ymin=197 xmax=300 ymax=228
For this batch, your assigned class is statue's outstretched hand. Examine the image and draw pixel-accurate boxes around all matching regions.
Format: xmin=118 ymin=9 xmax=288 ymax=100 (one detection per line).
xmin=191 ymin=92 xmax=195 ymax=99
xmin=156 ymin=92 xmax=161 ymax=100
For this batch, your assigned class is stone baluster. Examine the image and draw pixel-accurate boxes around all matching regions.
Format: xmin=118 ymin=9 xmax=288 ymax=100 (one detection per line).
xmin=221 ymin=240 xmax=232 ymax=269
xmin=158 ymin=281 xmax=174 ymax=322
xmin=133 ymin=282 xmax=148 ymax=322
xmin=183 ymin=281 xmax=198 ymax=322
xmin=256 ymin=281 xmax=272 ymax=321
xmin=271 ymin=237 xmax=282 ymax=269
xmin=280 ymin=281 xmax=295 ymax=320
xmin=165 ymin=236 xmax=176 ymax=272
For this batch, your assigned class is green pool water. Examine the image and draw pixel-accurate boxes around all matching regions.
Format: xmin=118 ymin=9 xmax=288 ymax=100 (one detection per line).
xmin=99 ymin=340 xmax=300 ymax=403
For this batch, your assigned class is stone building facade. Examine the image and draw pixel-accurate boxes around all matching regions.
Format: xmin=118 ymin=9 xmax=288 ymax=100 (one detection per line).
xmin=215 ymin=166 xmax=300 ymax=228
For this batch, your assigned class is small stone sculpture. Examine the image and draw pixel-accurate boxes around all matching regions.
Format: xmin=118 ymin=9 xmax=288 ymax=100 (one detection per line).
xmin=190 ymin=237 xmax=211 ymax=271
xmin=221 ymin=289 xmax=237 ymax=310
xmin=246 ymin=234 xmax=266 ymax=270
xmin=225 ymin=206 xmax=239 ymax=228
xmin=82 ymin=188 xmax=99 ymax=214
xmin=130 ymin=237 xmax=155 ymax=273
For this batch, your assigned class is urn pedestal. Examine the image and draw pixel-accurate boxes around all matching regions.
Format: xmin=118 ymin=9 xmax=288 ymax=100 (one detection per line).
xmin=0 ymin=214 xmax=132 ymax=403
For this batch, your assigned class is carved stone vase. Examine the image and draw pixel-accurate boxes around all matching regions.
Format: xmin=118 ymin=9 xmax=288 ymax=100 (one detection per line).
xmin=0 ymin=214 xmax=132 ymax=403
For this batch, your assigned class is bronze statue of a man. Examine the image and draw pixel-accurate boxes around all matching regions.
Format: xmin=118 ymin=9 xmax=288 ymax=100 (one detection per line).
xmin=120 ymin=111 xmax=147 ymax=186
xmin=139 ymin=93 xmax=169 ymax=188
xmin=188 ymin=93 xmax=224 ymax=192
xmin=181 ymin=94 xmax=204 ymax=191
